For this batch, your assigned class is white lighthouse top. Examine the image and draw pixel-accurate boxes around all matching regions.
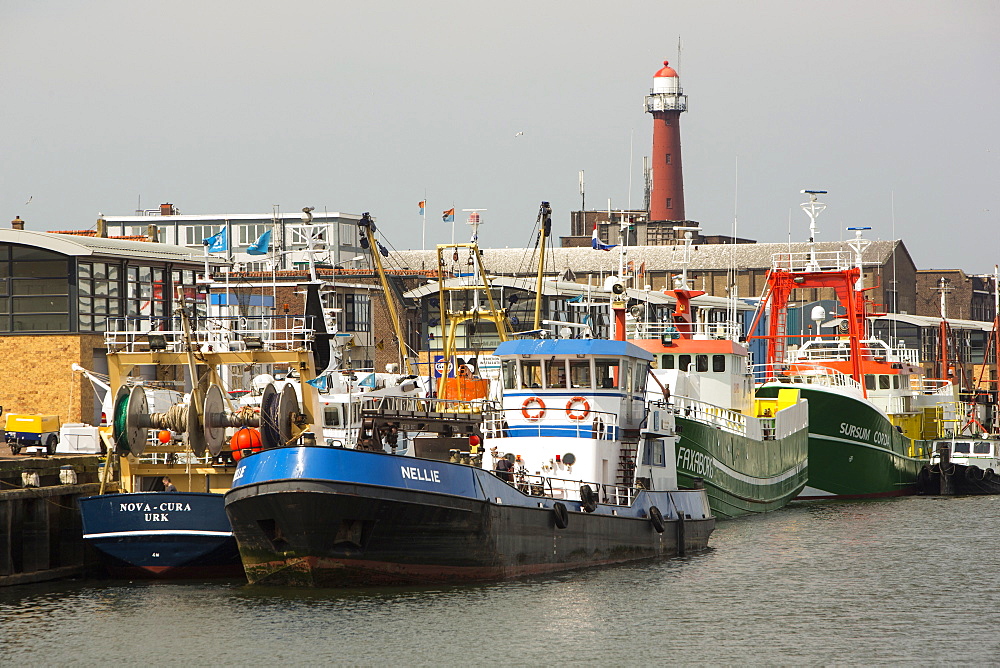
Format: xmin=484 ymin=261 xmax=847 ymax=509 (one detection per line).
xmin=653 ymin=60 xmax=680 ymax=94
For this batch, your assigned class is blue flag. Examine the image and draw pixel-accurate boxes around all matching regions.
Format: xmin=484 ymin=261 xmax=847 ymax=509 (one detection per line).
xmin=357 ymin=372 xmax=376 ymax=388
xmin=442 ymin=208 xmax=455 ymax=222
xmin=247 ymin=229 xmax=271 ymax=256
xmin=305 ymin=375 xmax=328 ymax=391
xmin=203 ymin=226 xmax=229 ymax=253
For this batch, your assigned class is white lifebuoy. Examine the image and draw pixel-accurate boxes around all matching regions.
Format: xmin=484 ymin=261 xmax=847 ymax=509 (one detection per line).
xmin=566 ymin=396 xmax=590 ymax=420
xmin=521 ymin=396 xmax=546 ymax=420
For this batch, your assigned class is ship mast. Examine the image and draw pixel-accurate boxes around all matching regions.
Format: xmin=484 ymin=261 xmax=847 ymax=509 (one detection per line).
xmin=533 ymin=202 xmax=552 ymax=330
xmin=435 ymin=214 xmax=510 ymax=398
xmin=358 ymin=213 xmax=415 ymax=375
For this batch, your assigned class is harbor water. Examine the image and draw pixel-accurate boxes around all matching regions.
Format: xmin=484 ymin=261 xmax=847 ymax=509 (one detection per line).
xmin=3 ymin=494 xmax=999 ymax=665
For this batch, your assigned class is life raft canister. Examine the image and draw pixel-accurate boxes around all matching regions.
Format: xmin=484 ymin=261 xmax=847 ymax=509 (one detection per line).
xmin=521 ymin=396 xmax=546 ymax=420
xmin=565 ymin=396 xmax=590 ymax=420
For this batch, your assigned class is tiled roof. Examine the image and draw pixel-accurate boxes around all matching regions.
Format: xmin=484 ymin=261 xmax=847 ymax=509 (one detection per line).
xmin=390 ymin=240 xmax=902 ymax=274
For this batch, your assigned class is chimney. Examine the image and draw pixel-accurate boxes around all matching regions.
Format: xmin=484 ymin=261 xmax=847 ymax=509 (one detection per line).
xmin=96 ymin=217 xmax=107 ymax=238
xmin=160 ymin=203 xmax=175 ymax=216
xmin=11 ymin=216 xmax=24 ymax=230
xmin=146 ymin=224 xmax=159 ymax=243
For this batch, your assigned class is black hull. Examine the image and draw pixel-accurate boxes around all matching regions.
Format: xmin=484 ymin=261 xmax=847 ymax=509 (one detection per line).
xmin=917 ymin=463 xmax=1000 ymax=496
xmin=226 ymin=479 xmax=714 ymax=587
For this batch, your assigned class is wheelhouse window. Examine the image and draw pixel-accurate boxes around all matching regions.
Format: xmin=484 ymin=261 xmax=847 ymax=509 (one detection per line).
xmin=661 ymin=354 xmax=675 ymax=369
xmin=324 ymin=406 xmax=341 ymax=427
xmin=696 ymin=355 xmax=709 ymax=372
xmin=953 ymin=442 xmax=971 ymax=454
xmin=974 ymin=442 xmax=991 ymax=455
xmin=544 ymin=359 xmax=567 ymax=389
xmin=633 ymin=362 xmax=647 ymax=392
xmin=503 ymin=360 xmax=518 ymax=390
xmin=569 ymin=359 xmax=592 ymax=389
xmin=713 ymin=355 xmax=726 ymax=372
xmin=595 ymin=358 xmax=620 ymax=389
xmin=520 ymin=360 xmax=542 ymax=388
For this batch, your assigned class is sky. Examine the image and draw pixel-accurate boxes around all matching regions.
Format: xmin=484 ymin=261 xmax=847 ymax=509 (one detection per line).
xmin=3 ymin=0 xmax=999 ymax=273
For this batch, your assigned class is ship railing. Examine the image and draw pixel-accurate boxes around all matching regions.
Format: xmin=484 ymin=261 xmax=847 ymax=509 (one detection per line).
xmin=371 ymin=395 xmax=501 ymax=417
xmin=630 ymin=319 xmax=744 ymax=342
xmin=673 ymin=395 xmax=748 ymax=436
xmin=914 ymin=378 xmax=955 ymax=396
xmin=104 ymin=315 xmax=316 ymax=353
xmin=752 ymin=363 xmax=864 ymax=393
xmin=136 ymin=450 xmax=216 ymax=466
xmin=482 ymin=408 xmax=621 ymax=441
xmin=788 ymin=341 xmax=921 ymax=365
xmin=490 ymin=470 xmax=637 ymax=507
xmin=770 ymin=250 xmax=855 ymax=273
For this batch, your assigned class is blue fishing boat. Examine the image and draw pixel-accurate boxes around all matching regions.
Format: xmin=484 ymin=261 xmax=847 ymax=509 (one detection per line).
xmin=78 ymin=492 xmax=241 ymax=578
xmin=224 ymin=337 xmax=715 ymax=586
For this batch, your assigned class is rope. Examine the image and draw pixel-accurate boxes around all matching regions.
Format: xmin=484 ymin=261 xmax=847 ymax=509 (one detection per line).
xmin=148 ymin=403 xmax=189 ymax=434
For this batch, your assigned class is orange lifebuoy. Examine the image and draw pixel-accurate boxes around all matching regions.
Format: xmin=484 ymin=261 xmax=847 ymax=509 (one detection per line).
xmin=521 ymin=396 xmax=546 ymax=420
xmin=566 ymin=396 xmax=590 ymax=420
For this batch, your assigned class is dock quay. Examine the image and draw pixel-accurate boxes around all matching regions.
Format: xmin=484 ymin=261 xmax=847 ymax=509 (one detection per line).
xmin=0 ymin=454 xmax=110 ymax=586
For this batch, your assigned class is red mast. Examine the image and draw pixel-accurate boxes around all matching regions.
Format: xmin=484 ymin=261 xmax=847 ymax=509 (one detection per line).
xmin=747 ymin=193 xmax=871 ymax=392
xmin=645 ymin=61 xmax=687 ymax=223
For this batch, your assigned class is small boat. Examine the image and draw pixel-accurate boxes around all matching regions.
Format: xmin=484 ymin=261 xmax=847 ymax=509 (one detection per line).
xmin=917 ymin=438 xmax=1000 ymax=495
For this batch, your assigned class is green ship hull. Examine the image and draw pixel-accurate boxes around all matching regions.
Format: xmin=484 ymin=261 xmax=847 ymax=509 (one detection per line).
xmin=674 ymin=415 xmax=808 ymax=519
xmin=757 ymin=384 xmax=928 ymax=499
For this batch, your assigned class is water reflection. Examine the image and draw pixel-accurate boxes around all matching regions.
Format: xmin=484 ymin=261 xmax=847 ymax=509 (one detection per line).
xmin=3 ymin=496 xmax=1000 ymax=665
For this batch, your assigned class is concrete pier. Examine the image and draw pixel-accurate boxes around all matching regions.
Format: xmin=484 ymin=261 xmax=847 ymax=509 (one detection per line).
xmin=0 ymin=455 xmax=111 ymax=586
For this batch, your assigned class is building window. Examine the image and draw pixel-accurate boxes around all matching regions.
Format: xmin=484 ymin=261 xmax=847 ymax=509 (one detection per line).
xmin=666 ymin=198 xmax=673 ymax=209
xmin=343 ymin=293 xmax=370 ymax=332
xmin=0 ymin=245 xmax=71 ymax=332
xmin=126 ymin=266 xmax=169 ymax=320
xmin=185 ymin=225 xmax=223 ymax=246
xmin=238 ymin=224 xmax=270 ymax=246
xmin=665 ymin=154 xmax=672 ymax=164
xmin=78 ymin=261 xmax=123 ymax=332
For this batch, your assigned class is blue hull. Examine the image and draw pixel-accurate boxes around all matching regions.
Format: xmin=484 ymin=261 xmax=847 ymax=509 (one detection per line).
xmin=225 ymin=447 xmax=715 ymax=586
xmin=78 ymin=492 xmax=243 ymax=579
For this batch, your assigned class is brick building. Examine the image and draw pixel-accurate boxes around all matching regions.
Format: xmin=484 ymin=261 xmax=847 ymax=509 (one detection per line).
xmin=0 ymin=226 xmax=220 ymax=423
xmin=915 ymin=269 xmax=998 ymax=322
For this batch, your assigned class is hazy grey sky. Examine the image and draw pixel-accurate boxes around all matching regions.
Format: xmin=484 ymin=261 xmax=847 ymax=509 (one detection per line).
xmin=3 ymin=1 xmax=998 ymax=272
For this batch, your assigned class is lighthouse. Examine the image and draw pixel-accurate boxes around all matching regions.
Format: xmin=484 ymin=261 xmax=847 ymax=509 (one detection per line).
xmin=645 ymin=60 xmax=688 ymax=223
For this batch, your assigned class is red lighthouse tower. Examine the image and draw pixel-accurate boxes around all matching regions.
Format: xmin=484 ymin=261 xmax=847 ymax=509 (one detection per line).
xmin=645 ymin=60 xmax=688 ymax=223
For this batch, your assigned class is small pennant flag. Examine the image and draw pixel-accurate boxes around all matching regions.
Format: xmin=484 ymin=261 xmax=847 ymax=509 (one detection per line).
xmin=247 ymin=229 xmax=271 ymax=256
xmin=591 ymin=224 xmax=617 ymax=251
xmin=442 ymin=208 xmax=455 ymax=222
xmin=305 ymin=375 xmax=328 ymax=391
xmin=419 ymin=200 xmax=426 ymax=215
xmin=358 ymin=372 xmax=376 ymax=388
xmin=203 ymin=226 xmax=229 ymax=253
